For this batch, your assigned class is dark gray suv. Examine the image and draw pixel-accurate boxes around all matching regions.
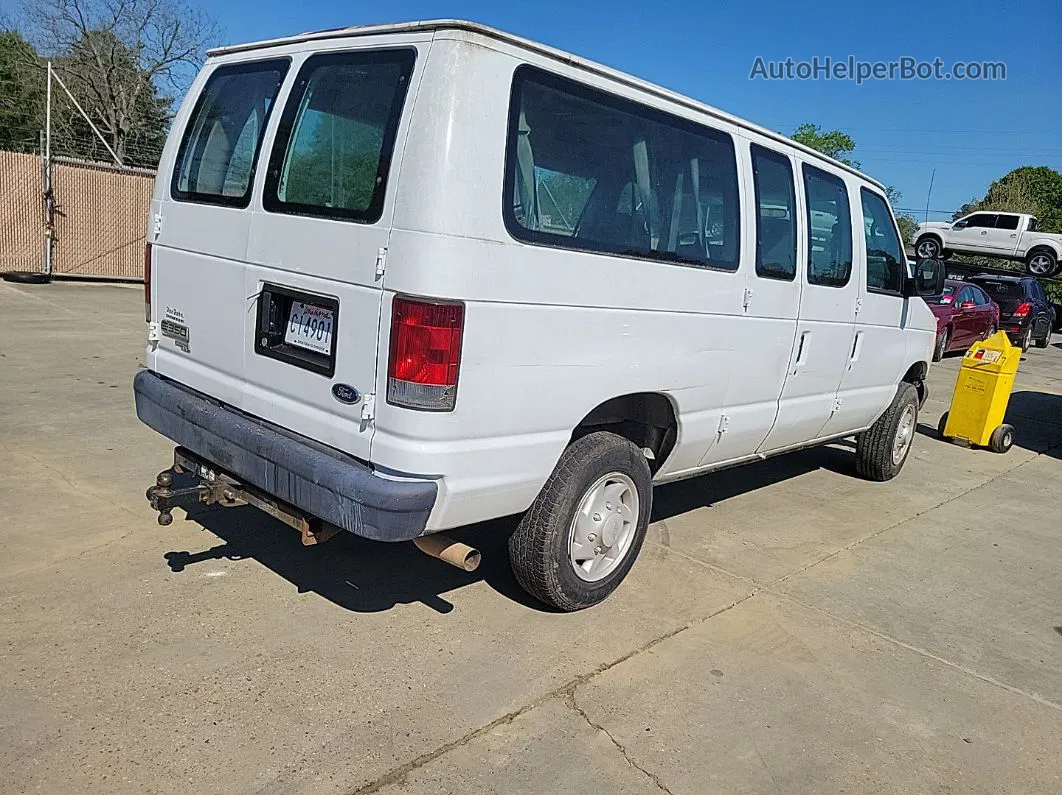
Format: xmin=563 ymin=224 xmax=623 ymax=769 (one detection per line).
xmin=968 ymin=274 xmax=1056 ymax=351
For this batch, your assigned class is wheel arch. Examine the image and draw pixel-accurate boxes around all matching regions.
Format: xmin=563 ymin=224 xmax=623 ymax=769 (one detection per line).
xmin=1026 ymin=243 xmax=1060 ymax=261
xmin=902 ymin=361 xmax=930 ymax=407
xmin=916 ymin=232 xmax=945 ymax=250
xmin=570 ymin=392 xmax=678 ymax=474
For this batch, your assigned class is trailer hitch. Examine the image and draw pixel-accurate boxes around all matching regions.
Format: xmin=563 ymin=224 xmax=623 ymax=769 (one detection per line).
xmin=145 ymin=447 xmax=339 ymax=546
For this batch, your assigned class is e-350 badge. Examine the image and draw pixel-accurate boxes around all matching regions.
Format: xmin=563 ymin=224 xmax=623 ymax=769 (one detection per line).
xmin=161 ymin=307 xmax=190 ymax=353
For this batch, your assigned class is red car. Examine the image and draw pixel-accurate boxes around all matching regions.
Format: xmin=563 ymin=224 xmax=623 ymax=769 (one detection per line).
xmin=925 ymin=279 xmax=1000 ymax=361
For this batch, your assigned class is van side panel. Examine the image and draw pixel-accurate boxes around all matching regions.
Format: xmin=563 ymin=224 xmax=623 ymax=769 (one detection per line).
xmin=379 ymin=38 xmax=756 ymax=530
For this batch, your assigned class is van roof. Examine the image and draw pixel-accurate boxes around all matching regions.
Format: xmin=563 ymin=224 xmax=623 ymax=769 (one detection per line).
xmin=207 ymin=19 xmax=884 ymax=190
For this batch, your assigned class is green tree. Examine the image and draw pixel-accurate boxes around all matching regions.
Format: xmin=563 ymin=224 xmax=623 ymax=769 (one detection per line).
xmin=955 ymin=166 xmax=1062 ymax=233
xmin=13 ymin=0 xmax=219 ymax=166
xmin=885 ymin=186 xmax=918 ymax=247
xmin=0 ymin=30 xmax=44 ymax=152
xmin=790 ymin=123 xmax=861 ymax=169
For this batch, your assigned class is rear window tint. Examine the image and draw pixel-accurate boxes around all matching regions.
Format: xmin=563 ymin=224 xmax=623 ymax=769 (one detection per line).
xmin=172 ymin=59 xmax=289 ymax=207
xmin=264 ymin=49 xmax=416 ymax=223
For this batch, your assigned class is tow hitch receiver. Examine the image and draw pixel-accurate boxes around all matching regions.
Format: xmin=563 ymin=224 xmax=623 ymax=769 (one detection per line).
xmin=145 ymin=447 xmax=339 ymax=546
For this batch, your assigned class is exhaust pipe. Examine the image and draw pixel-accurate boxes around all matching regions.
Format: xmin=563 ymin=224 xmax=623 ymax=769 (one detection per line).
xmin=413 ymin=534 xmax=481 ymax=572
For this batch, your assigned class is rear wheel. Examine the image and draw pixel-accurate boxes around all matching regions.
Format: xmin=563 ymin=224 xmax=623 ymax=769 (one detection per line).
xmin=988 ymin=424 xmax=1015 ymax=454
xmin=855 ymin=383 xmax=919 ymax=482
xmin=1026 ymin=250 xmax=1057 ymax=277
xmin=508 ymin=431 xmax=652 ymax=611
xmin=1021 ymin=327 xmax=1032 ymax=352
xmin=932 ymin=327 xmax=950 ymax=362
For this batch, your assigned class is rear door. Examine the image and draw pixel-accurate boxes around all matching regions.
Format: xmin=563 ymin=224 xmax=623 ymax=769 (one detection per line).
xmin=151 ymin=59 xmax=290 ymax=411
xmin=987 ymin=213 xmax=1022 ymax=254
xmin=242 ymin=47 xmax=422 ymax=460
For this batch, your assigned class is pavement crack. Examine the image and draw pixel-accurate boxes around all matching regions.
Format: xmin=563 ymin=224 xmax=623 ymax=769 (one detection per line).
xmin=347 ymin=592 xmax=756 ymax=794
xmin=767 ymin=448 xmax=1053 ymax=589
xmin=775 ymin=591 xmax=1062 ymax=714
xmin=562 ymin=689 xmax=674 ymax=795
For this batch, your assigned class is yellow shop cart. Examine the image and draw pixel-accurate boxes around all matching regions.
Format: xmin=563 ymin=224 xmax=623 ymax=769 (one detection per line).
xmin=937 ymin=331 xmax=1021 ymax=454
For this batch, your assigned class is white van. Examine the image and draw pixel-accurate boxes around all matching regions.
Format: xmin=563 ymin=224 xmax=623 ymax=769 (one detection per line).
xmin=135 ymin=20 xmax=945 ymax=610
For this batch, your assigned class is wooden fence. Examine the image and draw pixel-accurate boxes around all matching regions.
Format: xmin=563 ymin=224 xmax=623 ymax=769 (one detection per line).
xmin=0 ymin=150 xmax=155 ymax=280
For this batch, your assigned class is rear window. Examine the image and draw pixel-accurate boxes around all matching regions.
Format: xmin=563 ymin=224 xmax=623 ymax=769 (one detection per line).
xmin=264 ymin=49 xmax=416 ymax=223
xmin=172 ymin=59 xmax=289 ymax=207
xmin=972 ymin=279 xmax=1018 ymax=298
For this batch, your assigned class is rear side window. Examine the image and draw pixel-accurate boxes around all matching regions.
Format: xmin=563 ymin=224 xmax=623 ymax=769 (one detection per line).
xmin=803 ymin=165 xmax=852 ymax=287
xmin=172 ymin=59 xmax=289 ymax=207
xmin=264 ymin=49 xmax=416 ymax=223
xmin=996 ymin=214 xmax=1020 ymax=230
xmin=751 ymin=144 xmax=797 ymax=281
xmin=860 ymin=188 xmax=905 ymax=294
xmin=504 ymin=66 xmax=741 ymax=271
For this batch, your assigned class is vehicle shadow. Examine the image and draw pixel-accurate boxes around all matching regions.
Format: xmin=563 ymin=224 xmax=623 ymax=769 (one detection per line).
xmin=916 ymin=389 xmax=1062 ymax=457
xmin=165 ymin=443 xmax=862 ymax=614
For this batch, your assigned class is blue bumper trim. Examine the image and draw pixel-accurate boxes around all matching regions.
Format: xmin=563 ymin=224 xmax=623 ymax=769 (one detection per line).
xmin=133 ymin=370 xmax=436 ymax=541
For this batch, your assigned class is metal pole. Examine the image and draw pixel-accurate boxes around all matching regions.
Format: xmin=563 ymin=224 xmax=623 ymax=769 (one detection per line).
xmin=49 ymin=67 xmax=122 ymax=166
xmin=924 ymin=168 xmax=936 ymax=226
xmin=44 ymin=62 xmax=54 ymax=277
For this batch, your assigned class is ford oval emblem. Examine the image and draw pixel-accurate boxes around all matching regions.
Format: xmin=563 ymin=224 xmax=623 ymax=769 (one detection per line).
xmin=331 ymin=383 xmax=360 ymax=405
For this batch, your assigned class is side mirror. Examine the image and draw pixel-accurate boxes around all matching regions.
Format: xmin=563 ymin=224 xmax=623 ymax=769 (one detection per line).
xmin=958 ymin=301 xmax=976 ymax=310
xmin=907 ymin=258 xmax=946 ymax=298
xmin=952 ymin=220 xmax=968 ymax=229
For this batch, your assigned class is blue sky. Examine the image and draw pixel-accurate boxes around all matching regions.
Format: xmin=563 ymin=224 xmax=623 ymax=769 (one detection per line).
xmin=208 ymin=0 xmax=1061 ymax=220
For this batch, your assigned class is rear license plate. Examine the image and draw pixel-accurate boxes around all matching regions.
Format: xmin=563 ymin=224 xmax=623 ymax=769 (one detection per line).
xmin=284 ymin=302 xmax=334 ymax=355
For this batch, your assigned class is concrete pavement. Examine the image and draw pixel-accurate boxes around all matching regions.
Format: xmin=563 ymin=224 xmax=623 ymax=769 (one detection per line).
xmin=1 ymin=280 xmax=1060 ymax=794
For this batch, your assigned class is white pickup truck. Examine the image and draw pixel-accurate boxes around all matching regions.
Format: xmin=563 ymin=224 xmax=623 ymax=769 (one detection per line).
xmin=912 ymin=212 xmax=1062 ymax=277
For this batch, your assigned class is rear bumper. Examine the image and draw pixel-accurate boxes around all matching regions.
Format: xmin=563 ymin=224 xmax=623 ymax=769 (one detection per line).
xmin=132 ymin=370 xmax=437 ymax=541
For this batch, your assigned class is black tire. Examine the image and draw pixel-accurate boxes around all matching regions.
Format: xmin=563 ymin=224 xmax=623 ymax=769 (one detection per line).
xmin=915 ymin=236 xmax=942 ymax=260
xmin=855 ymin=383 xmax=919 ymax=482
xmin=932 ymin=327 xmax=950 ymax=362
xmin=988 ymin=424 xmax=1014 ymax=454
xmin=1021 ymin=327 xmax=1032 ymax=352
xmin=937 ymin=411 xmax=950 ymax=440
xmin=1035 ymin=328 xmax=1051 ymax=349
xmin=508 ymin=432 xmax=653 ymax=611
xmin=1026 ymin=249 xmax=1057 ymax=277
xmin=2 ymin=270 xmax=51 ymax=284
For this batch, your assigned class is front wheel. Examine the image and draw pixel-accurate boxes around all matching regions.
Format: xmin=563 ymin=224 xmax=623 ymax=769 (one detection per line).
xmin=508 ymin=431 xmax=652 ymax=611
xmin=855 ymin=383 xmax=919 ymax=482
xmin=1035 ymin=328 xmax=1051 ymax=349
xmin=915 ymin=236 xmax=942 ymax=259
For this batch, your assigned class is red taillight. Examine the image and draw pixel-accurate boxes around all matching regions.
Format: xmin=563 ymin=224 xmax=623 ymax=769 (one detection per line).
xmin=1013 ymin=302 xmax=1031 ymax=318
xmin=144 ymin=243 xmax=152 ymax=322
xmin=387 ymin=297 xmax=464 ymax=411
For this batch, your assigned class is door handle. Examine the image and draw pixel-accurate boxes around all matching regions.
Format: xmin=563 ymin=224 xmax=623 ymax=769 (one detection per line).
xmin=1010 ymin=233 xmax=1017 ymax=238
xmin=980 ymin=230 xmax=988 ymax=235
xmin=849 ymin=331 xmax=863 ymax=365
xmin=793 ymin=331 xmax=810 ymax=371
